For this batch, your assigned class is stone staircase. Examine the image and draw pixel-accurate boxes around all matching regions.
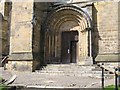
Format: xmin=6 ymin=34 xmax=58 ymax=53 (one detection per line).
xmin=35 ymin=64 xmax=114 ymax=78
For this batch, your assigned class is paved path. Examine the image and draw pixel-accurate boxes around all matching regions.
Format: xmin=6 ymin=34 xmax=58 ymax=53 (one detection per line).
xmin=0 ymin=67 xmax=115 ymax=88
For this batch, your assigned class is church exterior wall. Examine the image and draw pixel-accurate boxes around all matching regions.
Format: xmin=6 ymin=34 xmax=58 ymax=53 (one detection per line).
xmin=118 ymin=1 xmax=120 ymax=59
xmin=33 ymin=2 xmax=51 ymax=65
xmin=94 ymin=2 xmax=120 ymax=62
xmin=5 ymin=1 xmax=35 ymax=71
xmin=0 ymin=0 xmax=120 ymax=71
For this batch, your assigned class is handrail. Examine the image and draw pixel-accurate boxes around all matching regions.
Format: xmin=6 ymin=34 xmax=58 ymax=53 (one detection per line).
xmin=99 ymin=63 xmax=120 ymax=90
xmin=97 ymin=63 xmax=115 ymax=74
xmin=1 ymin=55 xmax=8 ymax=64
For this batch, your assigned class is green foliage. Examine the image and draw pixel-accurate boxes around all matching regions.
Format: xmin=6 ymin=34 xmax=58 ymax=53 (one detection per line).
xmin=104 ymin=85 xmax=120 ymax=90
xmin=0 ymin=84 xmax=7 ymax=90
xmin=0 ymin=77 xmax=3 ymax=81
xmin=0 ymin=77 xmax=7 ymax=90
xmin=0 ymin=77 xmax=4 ymax=83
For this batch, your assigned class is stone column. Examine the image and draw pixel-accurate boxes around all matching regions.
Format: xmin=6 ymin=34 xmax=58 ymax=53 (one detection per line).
xmin=6 ymin=0 xmax=35 ymax=71
xmin=94 ymin=2 xmax=120 ymax=62
xmin=77 ymin=4 xmax=93 ymax=65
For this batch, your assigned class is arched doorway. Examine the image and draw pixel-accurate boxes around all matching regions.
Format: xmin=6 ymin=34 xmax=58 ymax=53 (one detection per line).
xmin=43 ymin=5 xmax=92 ymax=64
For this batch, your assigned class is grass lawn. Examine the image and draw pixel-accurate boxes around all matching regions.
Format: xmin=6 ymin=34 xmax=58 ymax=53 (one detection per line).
xmin=104 ymin=85 xmax=120 ymax=90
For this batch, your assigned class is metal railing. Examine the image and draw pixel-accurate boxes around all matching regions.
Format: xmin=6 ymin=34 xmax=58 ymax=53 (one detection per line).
xmin=101 ymin=63 xmax=120 ymax=90
xmin=0 ymin=55 xmax=8 ymax=67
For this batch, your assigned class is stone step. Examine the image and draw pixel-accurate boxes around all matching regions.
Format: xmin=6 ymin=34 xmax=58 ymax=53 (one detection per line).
xmin=37 ymin=70 xmax=110 ymax=74
xmin=92 ymin=66 xmax=102 ymax=71
xmin=42 ymin=68 xmax=93 ymax=72
xmin=97 ymin=63 xmax=115 ymax=74
xmin=35 ymin=64 xmax=114 ymax=78
xmin=35 ymin=70 xmax=114 ymax=78
xmin=42 ymin=64 xmax=95 ymax=71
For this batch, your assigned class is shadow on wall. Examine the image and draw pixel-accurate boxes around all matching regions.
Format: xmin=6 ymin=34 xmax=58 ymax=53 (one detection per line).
xmin=2 ymin=1 xmax=12 ymax=57
xmin=39 ymin=2 xmax=52 ymax=66
xmin=0 ymin=12 xmax=9 ymax=56
xmin=0 ymin=1 xmax=12 ymax=67
xmin=32 ymin=2 xmax=41 ymax=70
xmin=92 ymin=5 xmax=101 ymax=63
xmin=32 ymin=2 xmax=51 ymax=69
xmin=0 ymin=12 xmax=9 ymax=67
xmin=0 ymin=13 xmax=3 ymax=56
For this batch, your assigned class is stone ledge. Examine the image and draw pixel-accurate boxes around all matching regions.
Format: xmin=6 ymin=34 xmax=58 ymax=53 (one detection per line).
xmin=95 ymin=53 xmax=120 ymax=62
xmin=5 ymin=60 xmax=33 ymax=72
xmin=8 ymin=52 xmax=33 ymax=60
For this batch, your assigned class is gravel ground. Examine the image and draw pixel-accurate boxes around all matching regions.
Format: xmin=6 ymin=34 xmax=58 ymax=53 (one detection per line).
xmin=0 ymin=67 xmax=115 ymax=88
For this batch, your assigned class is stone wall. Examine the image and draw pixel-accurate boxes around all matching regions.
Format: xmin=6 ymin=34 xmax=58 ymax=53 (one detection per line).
xmin=6 ymin=1 xmax=52 ymax=71
xmin=0 ymin=1 xmax=5 ymax=16
xmin=33 ymin=2 xmax=50 ymax=65
xmin=9 ymin=2 xmax=33 ymax=53
xmin=4 ymin=1 xmax=120 ymax=71
xmin=6 ymin=61 xmax=32 ymax=71
xmin=0 ymin=1 xmax=10 ymax=57
xmin=6 ymin=1 xmax=35 ymax=71
xmin=118 ymin=1 xmax=120 ymax=60
xmin=93 ymin=1 xmax=120 ymax=61
xmin=0 ymin=14 xmax=3 ymax=58
xmin=0 ymin=1 xmax=4 ymax=57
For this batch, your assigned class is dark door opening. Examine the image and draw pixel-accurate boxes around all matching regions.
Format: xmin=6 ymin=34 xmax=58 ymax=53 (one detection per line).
xmin=61 ymin=31 xmax=78 ymax=63
xmin=70 ymin=41 xmax=77 ymax=63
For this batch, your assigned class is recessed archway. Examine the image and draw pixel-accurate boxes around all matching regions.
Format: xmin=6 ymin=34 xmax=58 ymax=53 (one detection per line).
xmin=43 ymin=5 xmax=92 ymax=64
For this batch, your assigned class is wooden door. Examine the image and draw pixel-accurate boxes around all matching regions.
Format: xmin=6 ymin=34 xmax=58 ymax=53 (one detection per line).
xmin=61 ymin=31 xmax=78 ymax=63
xmin=70 ymin=41 xmax=77 ymax=63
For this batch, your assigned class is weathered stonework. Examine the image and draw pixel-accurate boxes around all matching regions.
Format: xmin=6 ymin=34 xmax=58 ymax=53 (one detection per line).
xmin=93 ymin=1 xmax=120 ymax=61
xmin=118 ymin=1 xmax=120 ymax=61
xmin=0 ymin=1 xmax=4 ymax=57
xmin=6 ymin=61 xmax=33 ymax=71
xmin=1 ymin=0 xmax=120 ymax=71
xmin=6 ymin=1 xmax=37 ymax=71
xmin=33 ymin=2 xmax=50 ymax=65
xmin=0 ymin=14 xmax=3 ymax=57
xmin=9 ymin=2 xmax=33 ymax=53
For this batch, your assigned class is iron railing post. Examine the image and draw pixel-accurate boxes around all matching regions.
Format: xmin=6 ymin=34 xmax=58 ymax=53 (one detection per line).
xmin=102 ymin=63 xmax=104 ymax=89
xmin=115 ymin=68 xmax=118 ymax=90
xmin=118 ymin=67 xmax=120 ymax=87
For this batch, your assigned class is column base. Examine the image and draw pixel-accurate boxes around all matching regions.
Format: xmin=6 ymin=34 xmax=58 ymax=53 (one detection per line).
xmin=5 ymin=53 xmax=40 ymax=72
xmin=96 ymin=53 xmax=120 ymax=62
xmin=5 ymin=60 xmax=33 ymax=71
xmin=77 ymin=56 xmax=93 ymax=65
